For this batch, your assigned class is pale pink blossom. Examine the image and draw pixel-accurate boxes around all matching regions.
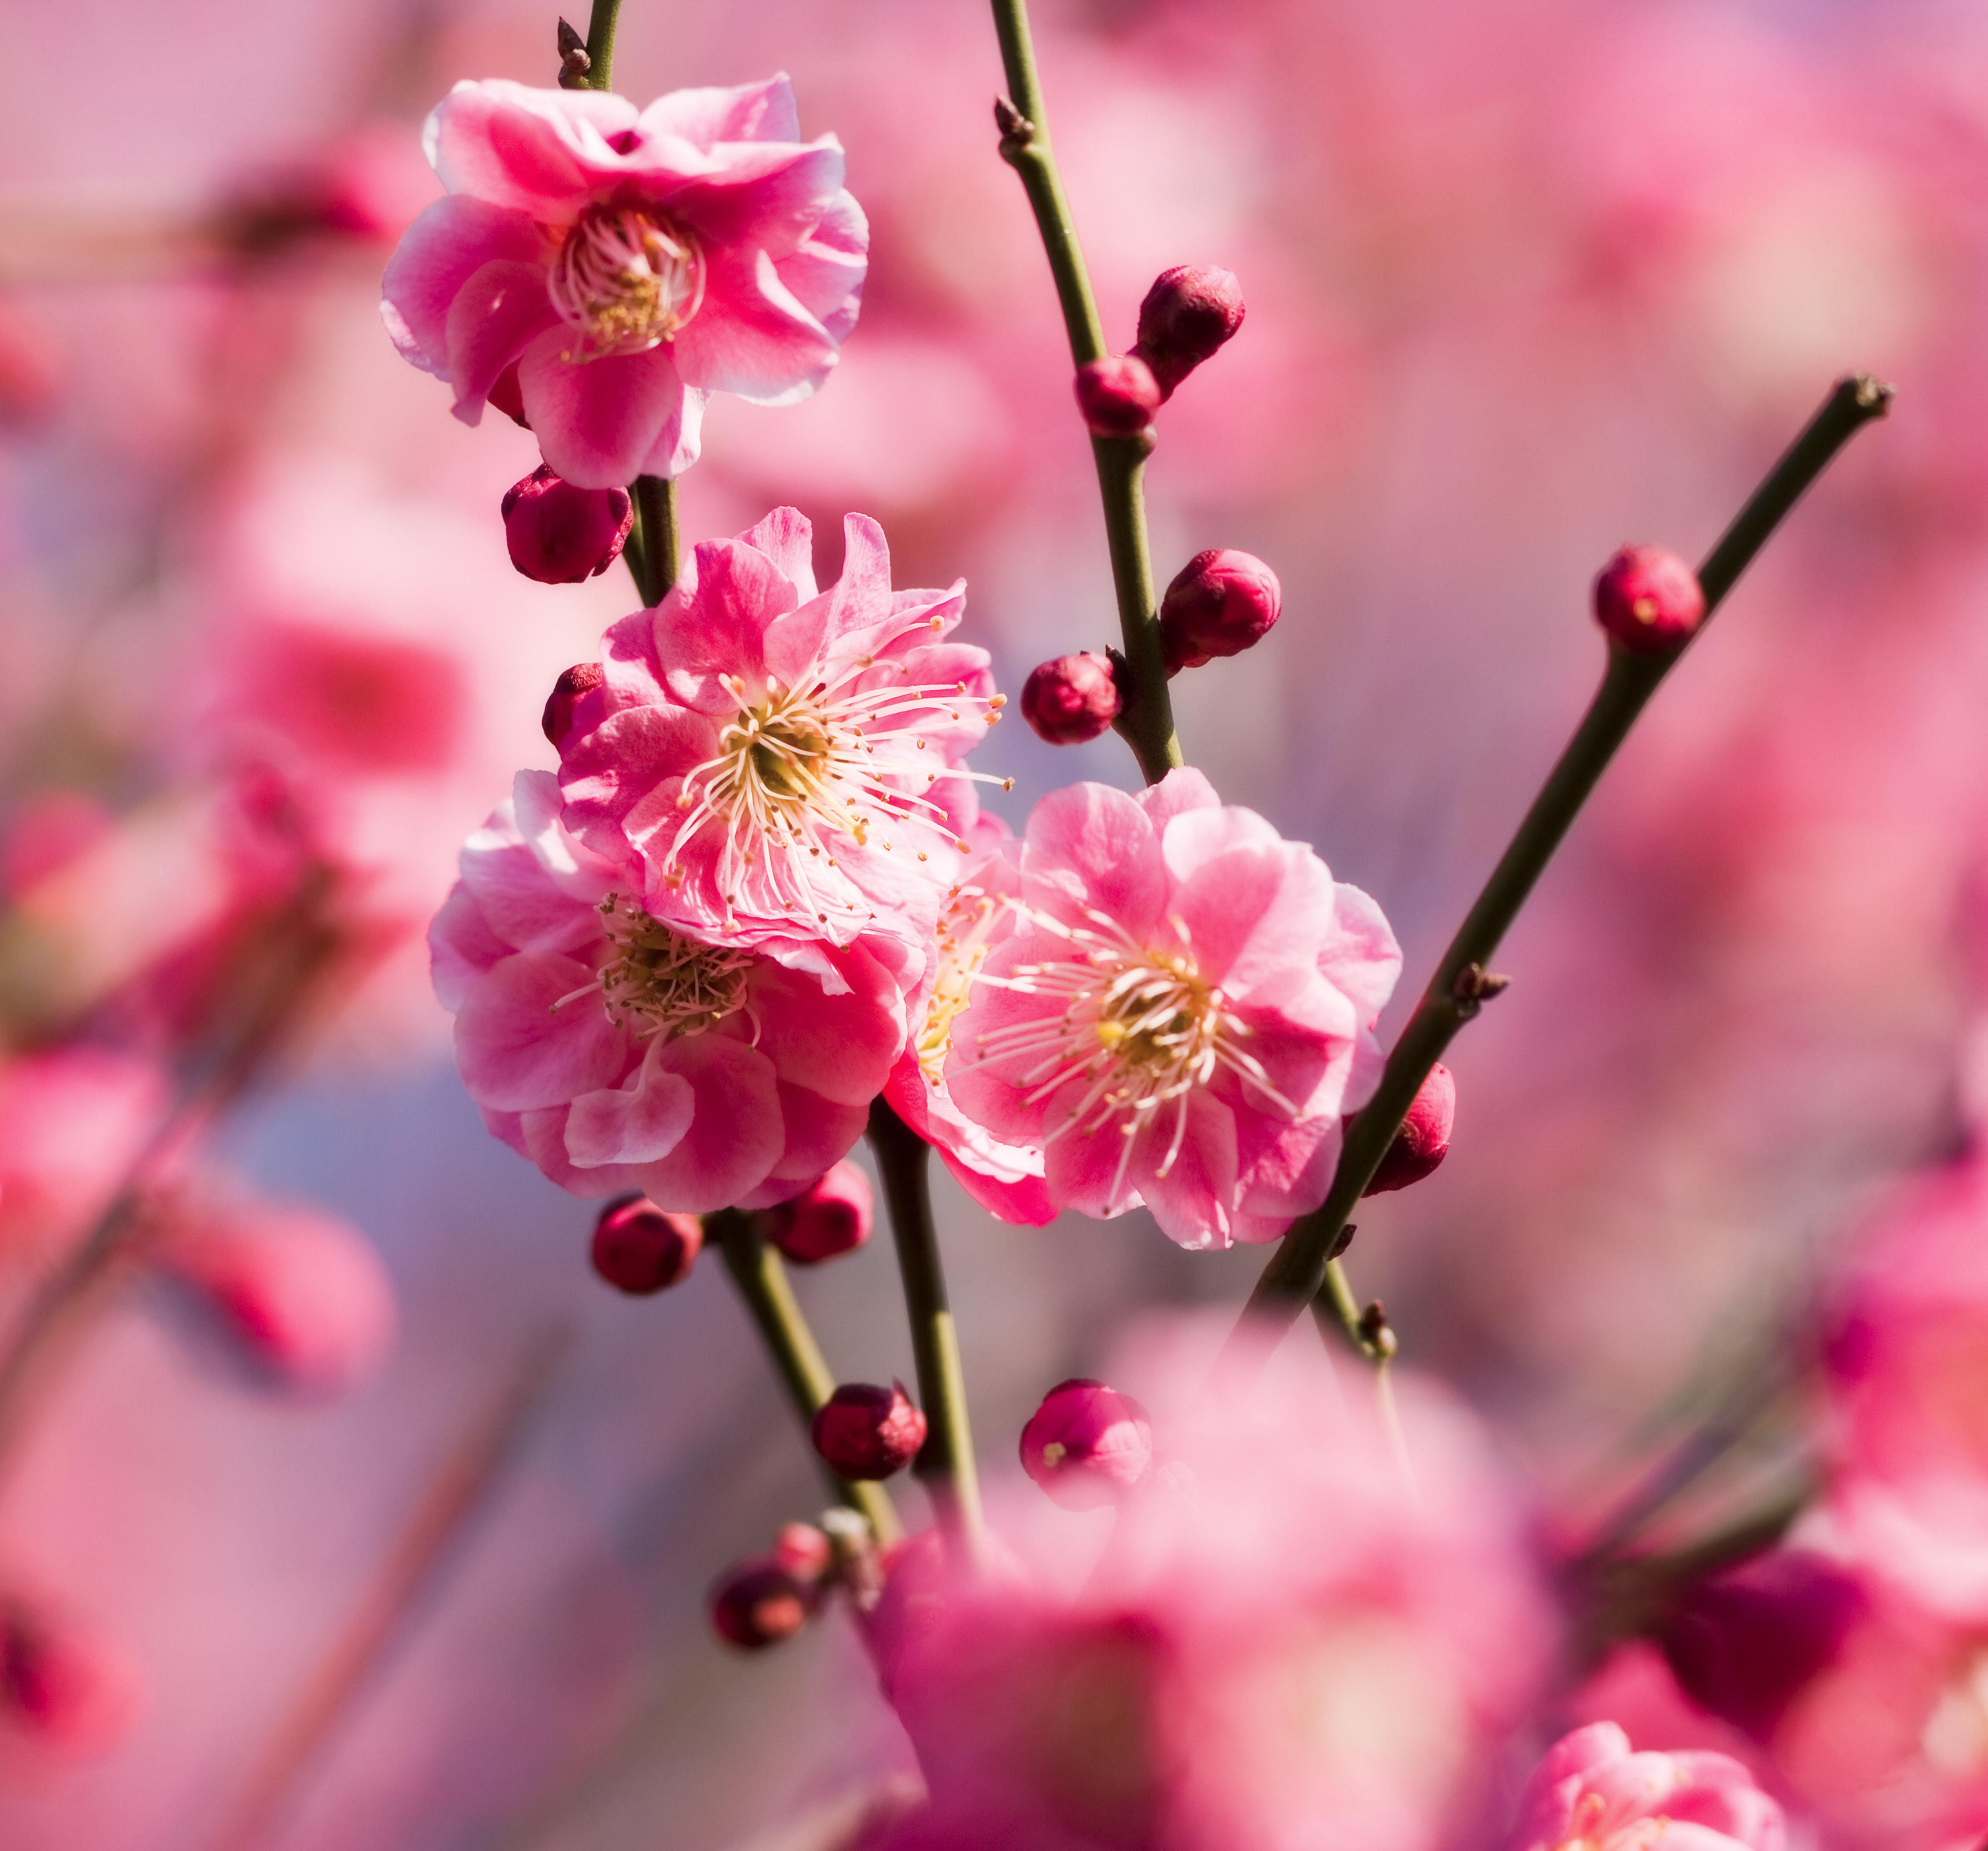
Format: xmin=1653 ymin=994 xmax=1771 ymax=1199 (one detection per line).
xmin=883 ymin=821 xmax=1053 ymax=1226
xmin=873 ymin=1337 xmax=1555 ymax=1851
xmin=560 ymin=507 xmax=1005 ymax=954
xmin=381 ymin=77 xmax=867 ymax=488
xmin=432 ymin=770 xmax=911 ymax=1211
xmin=944 ymin=769 xmax=1399 ymax=1248
xmin=1506 ymin=1723 xmax=1784 ymax=1851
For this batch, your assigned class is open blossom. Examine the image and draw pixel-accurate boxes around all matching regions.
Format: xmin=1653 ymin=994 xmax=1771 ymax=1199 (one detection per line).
xmin=432 ymin=770 xmax=910 ymax=1211
xmin=944 ymin=769 xmax=1399 ymax=1248
xmin=874 ymin=1341 xmax=1555 ymax=1851
xmin=884 ymin=820 xmax=1054 ymax=1226
xmin=560 ymin=507 xmax=1006 ymax=953
xmin=381 ymin=77 xmax=866 ymax=488
xmin=1507 ymin=1724 xmax=1784 ymax=1851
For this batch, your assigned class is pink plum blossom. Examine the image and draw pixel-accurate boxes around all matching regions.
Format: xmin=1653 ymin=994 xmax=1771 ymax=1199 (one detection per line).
xmin=560 ymin=506 xmax=1006 ymax=954
xmin=872 ymin=1337 xmax=1555 ymax=1851
xmin=944 ymin=769 xmax=1400 ymax=1248
xmin=1506 ymin=1723 xmax=1784 ymax=1851
xmin=884 ymin=821 xmax=1054 ymax=1226
xmin=432 ymin=769 xmax=912 ymax=1212
xmin=381 ymin=77 xmax=867 ymax=488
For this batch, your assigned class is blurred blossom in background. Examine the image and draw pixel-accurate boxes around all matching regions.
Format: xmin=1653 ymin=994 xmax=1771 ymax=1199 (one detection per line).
xmin=3 ymin=0 xmax=1988 ymax=1845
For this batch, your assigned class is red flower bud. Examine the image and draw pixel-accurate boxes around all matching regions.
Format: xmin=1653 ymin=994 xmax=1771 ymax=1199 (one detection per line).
xmin=1021 ymin=652 xmax=1121 ymax=746
xmin=487 ymin=362 xmax=530 ymax=428
xmin=1074 ymin=355 xmax=1161 ymax=438
xmin=590 ymin=1195 xmax=702 ymax=1295
xmin=541 ymin=660 xmax=605 ymax=751
xmin=1019 ymin=1378 xmax=1155 ymax=1509
xmin=1134 ymin=264 xmax=1246 ymax=397
xmin=501 ymin=464 xmax=634 ymax=584
xmin=709 ymin=1557 xmax=818 ymax=1650
xmin=763 ymin=1160 xmax=873 ymax=1265
xmin=770 ymin=1522 xmax=834 ymax=1583
xmin=1361 ymin=1063 xmax=1456 ymax=1195
xmin=811 ymin=1380 xmax=927 ymax=1480
xmin=1593 ymin=544 xmax=1704 ymax=655
xmin=1159 ymin=549 xmax=1282 ymax=674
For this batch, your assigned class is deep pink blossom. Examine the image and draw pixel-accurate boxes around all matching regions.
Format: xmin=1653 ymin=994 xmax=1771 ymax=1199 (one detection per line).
xmin=944 ymin=769 xmax=1399 ymax=1248
xmin=381 ymin=77 xmax=867 ymax=488
xmin=560 ymin=507 xmax=1005 ymax=954
xmin=432 ymin=770 xmax=911 ymax=1212
xmin=1507 ymin=1723 xmax=1784 ymax=1851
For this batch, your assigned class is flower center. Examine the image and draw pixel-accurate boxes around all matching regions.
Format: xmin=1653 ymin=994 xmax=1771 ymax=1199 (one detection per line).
xmin=660 ymin=623 xmax=1010 ymax=932
xmin=590 ymin=895 xmax=754 ymax=1039
xmin=966 ymin=909 xmax=1297 ymax=1200
xmin=548 ymin=204 xmax=705 ymax=363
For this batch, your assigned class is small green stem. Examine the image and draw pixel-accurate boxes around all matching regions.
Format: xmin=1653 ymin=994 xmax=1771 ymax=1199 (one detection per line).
xmin=1219 ymin=375 xmax=1893 ymax=1372
xmin=710 ymin=1212 xmax=903 ymax=1547
xmin=988 ymin=0 xmax=1180 ymax=786
xmin=582 ymin=0 xmax=621 ymax=91
xmin=867 ymin=1100 xmax=985 ymax=1567
xmin=629 ymin=476 xmax=679 ymax=608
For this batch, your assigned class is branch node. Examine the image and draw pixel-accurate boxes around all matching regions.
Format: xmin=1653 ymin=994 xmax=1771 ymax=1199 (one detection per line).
xmin=1450 ymin=962 xmax=1511 ymax=1018
xmin=993 ymin=96 xmax=1035 ymax=158
xmin=1328 ymin=1222 xmax=1357 ymax=1260
xmin=1852 ymin=373 xmax=1896 ymax=415
xmin=1357 ymin=1299 xmax=1398 ymax=1359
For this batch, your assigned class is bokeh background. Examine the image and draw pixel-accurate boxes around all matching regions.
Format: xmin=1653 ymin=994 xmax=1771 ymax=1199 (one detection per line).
xmin=1 ymin=0 xmax=1985 ymax=1843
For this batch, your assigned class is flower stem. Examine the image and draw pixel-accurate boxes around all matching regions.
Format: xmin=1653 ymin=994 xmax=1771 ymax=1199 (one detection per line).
xmin=1221 ymin=374 xmax=1894 ymax=1372
xmin=867 ymin=1098 xmax=986 ymax=1567
xmin=709 ymin=1211 xmax=903 ymax=1547
xmin=988 ymin=0 xmax=1181 ymax=786
xmin=582 ymin=0 xmax=621 ymax=91
xmin=630 ymin=475 xmax=679 ymax=608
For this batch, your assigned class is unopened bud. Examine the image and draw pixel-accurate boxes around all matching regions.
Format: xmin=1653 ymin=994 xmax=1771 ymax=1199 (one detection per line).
xmin=542 ymin=661 xmax=605 ymax=750
xmin=502 ymin=464 xmax=634 ymax=584
xmin=709 ymin=1557 xmax=818 ymax=1650
xmin=1019 ymin=1378 xmax=1154 ymax=1510
xmin=590 ymin=1194 xmax=701 ymax=1295
xmin=1159 ymin=548 xmax=1282 ymax=674
xmin=1134 ymin=264 xmax=1245 ymax=397
xmin=1593 ymin=544 xmax=1704 ymax=655
xmin=1021 ymin=652 xmax=1121 ymax=746
xmin=763 ymin=1160 xmax=872 ymax=1265
xmin=1362 ymin=1063 xmax=1456 ymax=1196
xmin=0 ymin=1600 xmax=137 ymax=1751
xmin=1074 ymin=355 xmax=1161 ymax=438
xmin=811 ymin=1380 xmax=927 ymax=1480
xmin=770 ymin=1522 xmax=835 ymax=1583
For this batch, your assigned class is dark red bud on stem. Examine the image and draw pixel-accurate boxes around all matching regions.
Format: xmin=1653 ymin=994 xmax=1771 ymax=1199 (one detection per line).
xmin=542 ymin=660 xmax=605 ymax=750
xmin=1158 ymin=549 xmax=1282 ymax=674
xmin=762 ymin=1161 xmax=873 ymax=1264
xmin=811 ymin=1380 xmax=926 ymax=1480
xmin=1361 ymin=1063 xmax=1455 ymax=1195
xmin=590 ymin=1194 xmax=701 ymax=1294
xmin=1134 ymin=264 xmax=1245 ymax=397
xmin=1020 ymin=1378 xmax=1155 ymax=1509
xmin=503 ymin=464 xmax=634 ymax=584
xmin=1074 ymin=355 xmax=1161 ymax=438
xmin=1593 ymin=545 xmax=1704 ymax=655
xmin=709 ymin=1557 xmax=818 ymax=1650
xmin=1021 ymin=653 xmax=1121 ymax=745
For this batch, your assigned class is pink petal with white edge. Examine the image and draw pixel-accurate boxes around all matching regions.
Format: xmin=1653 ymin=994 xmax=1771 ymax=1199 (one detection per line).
xmin=1168 ymin=840 xmax=1331 ymax=994
xmin=777 ymin=193 xmax=868 ymax=344
xmin=427 ymin=80 xmax=637 ymax=222
xmin=739 ymin=505 xmax=819 ymax=601
xmin=637 ymin=76 xmax=800 ymax=149
xmin=565 ymin=1042 xmax=696 ymax=1167
xmin=671 ymin=246 xmax=838 ymax=403
xmin=380 ymin=196 xmax=544 ymax=375
xmin=1022 ymin=783 xmax=1168 ymax=941
xmin=938 ymin=1147 xmax=1059 ymax=1227
xmin=560 ymin=705 xmax=714 ymax=870
xmin=1136 ymin=765 xmax=1222 ymax=830
xmin=454 ymin=953 xmax=629 ymax=1113
xmin=666 ymin=141 xmax=849 ymax=258
xmin=1321 ymin=882 xmax=1405 ymax=1023
xmin=630 ymin=1035 xmax=784 ymax=1211
xmin=519 ymin=336 xmax=693 ymax=490
xmin=445 ymin=259 xmax=560 ymax=422
xmin=651 ymin=537 xmax=794 ymax=705
xmin=1136 ymin=1091 xmax=1243 ymax=1249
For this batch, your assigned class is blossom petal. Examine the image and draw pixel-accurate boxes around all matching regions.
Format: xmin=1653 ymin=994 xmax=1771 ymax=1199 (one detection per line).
xmin=565 ymin=1042 xmax=696 ymax=1166
xmin=745 ymin=953 xmax=906 ymax=1106
xmin=637 ymin=76 xmax=800 ymax=148
xmin=520 ymin=335 xmax=690 ymax=491
xmin=427 ymin=79 xmax=637 ymax=222
xmin=776 ymin=191 xmax=868 ymax=345
xmin=630 ymin=1035 xmax=783 ymax=1210
xmin=454 ymin=952 xmax=629 ymax=1112
xmin=1022 ymin=783 xmax=1167 ymax=941
xmin=380 ymin=195 xmax=543 ymax=376
xmin=445 ymin=259 xmax=561 ymax=424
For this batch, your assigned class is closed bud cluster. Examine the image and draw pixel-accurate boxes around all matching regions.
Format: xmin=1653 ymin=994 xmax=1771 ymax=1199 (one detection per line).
xmin=1134 ymin=264 xmax=1246 ymax=397
xmin=1592 ymin=543 xmax=1704 ymax=655
xmin=763 ymin=1160 xmax=873 ymax=1264
xmin=709 ymin=1557 xmax=820 ymax=1651
xmin=812 ymin=1379 xmax=927 ymax=1479
xmin=1074 ymin=355 xmax=1161 ymax=438
xmin=502 ymin=464 xmax=634 ymax=585
xmin=1159 ymin=549 xmax=1282 ymax=674
xmin=590 ymin=1194 xmax=702 ymax=1295
xmin=1019 ymin=1377 xmax=1155 ymax=1509
xmin=541 ymin=660 xmax=605 ymax=750
xmin=1362 ymin=1062 xmax=1456 ymax=1195
xmin=1021 ymin=652 xmax=1121 ymax=746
